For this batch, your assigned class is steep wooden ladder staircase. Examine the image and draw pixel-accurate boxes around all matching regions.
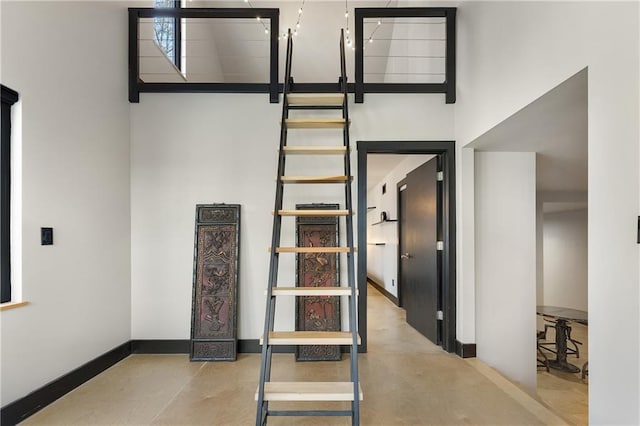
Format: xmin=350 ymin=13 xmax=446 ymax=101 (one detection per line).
xmin=255 ymin=29 xmax=361 ymax=425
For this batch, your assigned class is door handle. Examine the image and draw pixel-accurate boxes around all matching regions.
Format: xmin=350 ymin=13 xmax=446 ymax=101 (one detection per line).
xmin=401 ymin=253 xmax=411 ymax=259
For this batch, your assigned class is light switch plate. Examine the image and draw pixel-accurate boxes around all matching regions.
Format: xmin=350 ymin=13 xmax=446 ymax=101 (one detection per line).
xmin=41 ymin=227 xmax=53 ymax=245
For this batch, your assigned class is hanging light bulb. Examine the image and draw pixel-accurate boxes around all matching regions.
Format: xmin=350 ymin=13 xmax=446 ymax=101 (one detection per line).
xmin=298 ymin=7 xmax=303 ymax=14
xmin=296 ymin=22 xmax=300 ymax=28
xmin=368 ymin=37 xmax=373 ymax=43
xmin=378 ymin=19 xmax=381 ymax=25
xmin=346 ymin=28 xmax=350 ymax=34
xmin=265 ymin=28 xmax=269 ymax=34
xmin=256 ymin=16 xmax=261 ymax=21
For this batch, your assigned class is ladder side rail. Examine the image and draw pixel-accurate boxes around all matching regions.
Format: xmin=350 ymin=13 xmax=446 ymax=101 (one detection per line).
xmin=260 ymin=344 xmax=273 ymax=425
xmin=256 ymin=28 xmax=294 ymax=426
xmin=340 ymin=28 xmax=360 ymax=426
xmin=340 ymin=29 xmax=348 ymax=98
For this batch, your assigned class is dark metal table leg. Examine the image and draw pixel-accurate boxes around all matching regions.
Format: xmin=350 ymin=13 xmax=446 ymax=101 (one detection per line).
xmin=547 ymin=319 xmax=581 ymax=373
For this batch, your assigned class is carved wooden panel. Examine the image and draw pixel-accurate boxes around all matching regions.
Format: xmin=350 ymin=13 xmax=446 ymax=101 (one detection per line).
xmin=190 ymin=204 xmax=240 ymax=361
xmin=296 ymin=203 xmax=341 ymax=361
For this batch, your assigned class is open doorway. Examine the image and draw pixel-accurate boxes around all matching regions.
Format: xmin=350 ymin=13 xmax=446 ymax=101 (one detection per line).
xmin=356 ymin=141 xmax=456 ymax=354
xmin=469 ymin=68 xmax=588 ymax=422
xmin=366 ymin=155 xmax=438 ymax=342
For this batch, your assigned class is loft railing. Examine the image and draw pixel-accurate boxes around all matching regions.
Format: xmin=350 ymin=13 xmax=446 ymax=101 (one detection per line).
xmin=128 ymin=7 xmax=456 ymax=104
xmin=355 ymin=7 xmax=456 ymax=104
xmin=129 ymin=7 xmax=280 ymax=103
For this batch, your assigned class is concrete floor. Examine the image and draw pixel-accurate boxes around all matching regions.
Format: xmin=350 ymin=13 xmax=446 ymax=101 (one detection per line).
xmin=537 ymin=321 xmax=588 ymax=425
xmin=22 ymin=286 xmax=571 ymax=425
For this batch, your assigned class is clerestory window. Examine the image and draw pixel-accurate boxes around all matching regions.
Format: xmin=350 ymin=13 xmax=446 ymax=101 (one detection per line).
xmin=154 ymin=0 xmax=181 ymax=69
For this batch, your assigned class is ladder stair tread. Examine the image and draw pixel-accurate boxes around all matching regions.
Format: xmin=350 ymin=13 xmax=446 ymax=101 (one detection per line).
xmin=256 ymin=382 xmax=363 ymax=401
xmin=261 ymin=331 xmax=361 ymax=345
xmin=275 ymin=209 xmax=351 ymax=216
xmin=270 ymin=287 xmax=358 ymax=296
xmin=287 ymin=93 xmax=344 ymax=106
xmin=282 ymin=146 xmax=347 ymax=155
xmin=281 ymin=175 xmax=351 ymax=184
xmin=284 ymin=118 xmax=349 ymax=129
xmin=272 ymin=246 xmax=354 ymax=253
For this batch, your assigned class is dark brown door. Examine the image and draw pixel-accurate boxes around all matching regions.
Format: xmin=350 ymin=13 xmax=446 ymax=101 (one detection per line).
xmin=400 ymin=157 xmax=439 ymax=344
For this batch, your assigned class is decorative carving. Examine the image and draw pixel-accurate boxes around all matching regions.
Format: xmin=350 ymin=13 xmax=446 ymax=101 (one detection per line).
xmin=192 ymin=341 xmax=235 ymax=360
xmin=199 ymin=207 xmax=237 ymax=223
xmin=296 ymin=204 xmax=341 ymax=361
xmin=191 ymin=204 xmax=240 ymax=361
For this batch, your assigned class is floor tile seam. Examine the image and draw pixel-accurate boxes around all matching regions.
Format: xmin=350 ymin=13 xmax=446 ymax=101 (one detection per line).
xmin=148 ymin=361 xmax=208 ymax=425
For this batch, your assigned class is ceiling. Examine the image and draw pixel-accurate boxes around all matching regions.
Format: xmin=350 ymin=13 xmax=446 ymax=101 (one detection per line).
xmin=366 ymin=154 xmax=433 ymax=191
xmin=468 ymin=68 xmax=588 ymax=195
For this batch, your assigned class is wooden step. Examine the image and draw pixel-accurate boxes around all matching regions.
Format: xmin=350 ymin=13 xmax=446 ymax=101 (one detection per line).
xmin=270 ymin=287 xmax=358 ymax=296
xmin=261 ymin=331 xmax=361 ymax=345
xmin=281 ymin=175 xmax=351 ymax=184
xmin=282 ymin=146 xmax=347 ymax=155
xmin=284 ymin=118 xmax=348 ymax=129
xmin=287 ymin=93 xmax=344 ymax=106
xmin=272 ymin=247 xmax=353 ymax=253
xmin=256 ymin=382 xmax=363 ymax=402
xmin=274 ymin=209 xmax=351 ymax=216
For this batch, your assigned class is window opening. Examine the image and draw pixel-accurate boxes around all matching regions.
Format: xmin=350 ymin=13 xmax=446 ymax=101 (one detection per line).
xmin=1 ymin=85 xmax=19 ymax=303
xmin=154 ymin=0 xmax=181 ymax=69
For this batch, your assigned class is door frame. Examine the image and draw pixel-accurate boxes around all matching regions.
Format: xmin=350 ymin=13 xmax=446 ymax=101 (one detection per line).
xmin=396 ymin=177 xmax=407 ymax=309
xmin=356 ymin=141 xmax=456 ymax=353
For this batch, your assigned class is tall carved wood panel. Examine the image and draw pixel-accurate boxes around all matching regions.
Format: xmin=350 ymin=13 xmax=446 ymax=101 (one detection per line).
xmin=296 ymin=203 xmax=341 ymax=361
xmin=190 ymin=204 xmax=240 ymax=361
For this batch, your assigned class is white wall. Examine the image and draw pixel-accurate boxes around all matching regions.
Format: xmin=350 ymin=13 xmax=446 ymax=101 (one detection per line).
xmin=456 ymin=2 xmax=639 ymax=422
xmin=366 ymin=155 xmax=433 ymax=297
xmin=535 ymin=198 xmax=544 ymax=309
xmin=130 ymin=93 xmax=278 ymax=339
xmin=457 ymin=147 xmax=475 ymax=344
xmin=185 ymin=21 xmax=225 ymax=83
xmin=475 ymin=151 xmax=537 ymax=391
xmin=0 ymin=1 xmax=131 ymax=406
xmin=130 ymin=93 xmax=453 ymax=339
xmin=543 ymin=209 xmax=588 ymax=312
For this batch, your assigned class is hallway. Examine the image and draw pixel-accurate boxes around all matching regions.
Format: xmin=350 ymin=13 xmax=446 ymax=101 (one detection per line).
xmin=22 ymin=286 xmax=564 ymax=425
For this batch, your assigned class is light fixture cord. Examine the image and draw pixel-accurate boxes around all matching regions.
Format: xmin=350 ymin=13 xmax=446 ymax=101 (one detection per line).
xmin=345 ymin=0 xmax=353 ymax=48
xmin=366 ymin=0 xmax=393 ymax=43
xmin=242 ymin=0 xmax=270 ymax=34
